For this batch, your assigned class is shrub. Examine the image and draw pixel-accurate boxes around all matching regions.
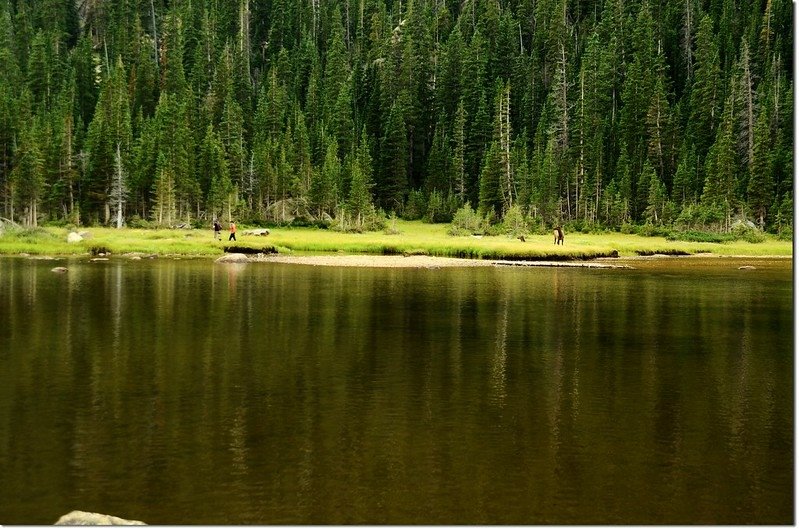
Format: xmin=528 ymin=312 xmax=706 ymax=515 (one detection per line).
xmin=666 ymin=230 xmax=730 ymax=243
xmin=425 ymin=190 xmax=459 ymax=223
xmin=128 ymin=215 xmax=156 ymax=229
xmin=384 ymin=213 xmax=402 ymax=235
xmin=741 ymin=230 xmax=766 ymax=243
xmin=501 ymin=204 xmax=528 ymax=237
xmin=41 ymin=218 xmax=72 ymax=228
xmin=331 ymin=206 xmax=386 ymax=233
xmin=403 ymin=189 xmax=427 ymax=220
xmin=637 ymin=224 xmax=672 ymax=238
xmin=448 ymin=202 xmax=486 ymax=236
xmin=11 ymin=227 xmax=59 ymax=242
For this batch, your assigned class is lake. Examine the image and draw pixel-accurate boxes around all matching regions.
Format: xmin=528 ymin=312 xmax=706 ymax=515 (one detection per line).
xmin=0 ymin=255 xmax=792 ymax=524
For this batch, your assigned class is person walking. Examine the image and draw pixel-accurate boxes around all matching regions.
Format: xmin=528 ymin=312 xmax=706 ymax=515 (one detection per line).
xmin=213 ymin=219 xmax=222 ymax=240
xmin=228 ymin=221 xmax=237 ymax=241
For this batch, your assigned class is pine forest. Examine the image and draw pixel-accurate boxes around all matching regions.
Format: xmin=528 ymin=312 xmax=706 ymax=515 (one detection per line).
xmin=0 ymin=0 xmax=793 ymax=235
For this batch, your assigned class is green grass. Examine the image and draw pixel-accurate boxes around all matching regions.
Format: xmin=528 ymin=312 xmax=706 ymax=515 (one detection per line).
xmin=0 ymin=221 xmax=792 ymax=260
xmin=266 ymin=221 xmax=792 ymax=258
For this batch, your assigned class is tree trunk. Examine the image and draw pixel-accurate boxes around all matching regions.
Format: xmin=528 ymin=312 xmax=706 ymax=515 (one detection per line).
xmin=151 ymin=0 xmax=159 ymax=74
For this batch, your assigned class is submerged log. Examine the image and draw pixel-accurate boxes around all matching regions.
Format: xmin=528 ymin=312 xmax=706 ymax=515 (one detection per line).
xmin=216 ymin=253 xmax=249 ymax=263
xmin=224 ymin=245 xmax=277 ymax=255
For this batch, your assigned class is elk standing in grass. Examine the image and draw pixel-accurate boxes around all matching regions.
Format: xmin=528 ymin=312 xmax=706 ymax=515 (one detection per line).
xmin=554 ymin=226 xmax=564 ymax=245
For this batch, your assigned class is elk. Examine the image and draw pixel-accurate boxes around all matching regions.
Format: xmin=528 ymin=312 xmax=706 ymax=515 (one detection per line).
xmin=553 ymin=226 xmax=564 ymax=245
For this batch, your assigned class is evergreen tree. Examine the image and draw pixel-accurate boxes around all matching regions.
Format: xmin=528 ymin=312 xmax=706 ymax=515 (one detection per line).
xmin=84 ymin=57 xmax=131 ymax=224
xmin=425 ymin=124 xmax=451 ymax=194
xmin=747 ymin=109 xmax=773 ymax=228
xmin=643 ymin=160 xmax=667 ymax=224
xmin=220 ymin=91 xmax=247 ymax=205
xmin=10 ymin=118 xmax=45 ymax=226
xmin=332 ymin=77 xmax=355 ymax=160
xmin=701 ymin=95 xmax=737 ymax=231
xmin=312 ymin=137 xmax=341 ymax=218
xmin=152 ymin=152 xmax=177 ymax=226
xmin=160 ymin=11 xmax=187 ymax=95
xmin=197 ymin=124 xmax=229 ymax=217
xmin=109 ymin=143 xmax=128 ymax=228
xmin=451 ymin=99 xmax=467 ymax=203
xmin=672 ymin=141 xmax=698 ymax=205
xmin=347 ymin=136 xmax=375 ymax=228
xmin=379 ymin=99 xmax=408 ymax=212
xmin=689 ymin=14 xmax=721 ymax=157
xmin=478 ymin=141 xmax=502 ymax=219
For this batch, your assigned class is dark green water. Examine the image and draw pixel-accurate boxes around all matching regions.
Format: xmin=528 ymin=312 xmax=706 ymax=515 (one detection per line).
xmin=0 ymin=256 xmax=793 ymax=524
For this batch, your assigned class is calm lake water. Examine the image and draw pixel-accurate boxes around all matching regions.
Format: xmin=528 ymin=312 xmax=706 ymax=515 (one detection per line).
xmin=0 ymin=255 xmax=792 ymax=524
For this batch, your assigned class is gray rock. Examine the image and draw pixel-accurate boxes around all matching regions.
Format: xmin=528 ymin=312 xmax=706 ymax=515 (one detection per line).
xmin=54 ymin=511 xmax=146 ymax=525
xmin=738 ymin=265 xmax=756 ymax=270
xmin=78 ymin=231 xmax=93 ymax=240
xmin=216 ymin=253 xmax=249 ymax=263
xmin=242 ymin=228 xmax=270 ymax=236
xmin=67 ymin=232 xmax=83 ymax=243
xmin=51 ymin=267 xmax=68 ymax=273
xmin=731 ymin=219 xmax=757 ymax=230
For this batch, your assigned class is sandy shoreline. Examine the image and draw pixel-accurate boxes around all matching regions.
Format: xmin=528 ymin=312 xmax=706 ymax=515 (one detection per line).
xmin=14 ymin=251 xmax=792 ymax=269
xmin=245 ymin=253 xmax=793 ymax=269
xmin=253 ymin=254 xmax=495 ymax=268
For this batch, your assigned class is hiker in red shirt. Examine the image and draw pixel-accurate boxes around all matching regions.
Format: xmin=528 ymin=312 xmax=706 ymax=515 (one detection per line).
xmin=228 ymin=221 xmax=237 ymax=241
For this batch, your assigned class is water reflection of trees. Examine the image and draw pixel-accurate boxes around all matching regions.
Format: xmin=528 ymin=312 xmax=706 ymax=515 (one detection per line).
xmin=0 ymin=260 xmax=792 ymax=524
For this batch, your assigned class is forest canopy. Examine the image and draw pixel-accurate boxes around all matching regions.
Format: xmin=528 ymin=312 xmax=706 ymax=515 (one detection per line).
xmin=0 ymin=0 xmax=793 ymax=234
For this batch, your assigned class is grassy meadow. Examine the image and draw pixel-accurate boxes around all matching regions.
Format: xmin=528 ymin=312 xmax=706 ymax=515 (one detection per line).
xmin=0 ymin=220 xmax=792 ymax=260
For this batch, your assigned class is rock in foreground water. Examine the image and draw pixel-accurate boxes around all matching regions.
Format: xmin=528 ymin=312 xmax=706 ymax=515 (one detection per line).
xmin=216 ymin=253 xmax=249 ymax=263
xmin=55 ymin=511 xmax=146 ymax=525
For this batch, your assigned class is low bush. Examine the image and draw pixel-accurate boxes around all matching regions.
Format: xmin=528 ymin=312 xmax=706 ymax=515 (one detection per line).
xmin=10 ymin=226 xmax=59 ymax=242
xmin=128 ymin=215 xmax=156 ymax=229
xmin=500 ymin=205 xmax=528 ymax=237
xmin=448 ymin=202 xmax=487 ymax=236
xmin=384 ymin=213 xmax=402 ymax=235
xmin=636 ymin=224 xmax=673 ymax=238
xmin=666 ymin=230 xmax=731 ymax=243
xmin=403 ymin=190 xmax=427 ymax=220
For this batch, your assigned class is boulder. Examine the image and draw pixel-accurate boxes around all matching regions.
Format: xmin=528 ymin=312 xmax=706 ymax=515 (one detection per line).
xmin=55 ymin=511 xmax=146 ymax=525
xmin=243 ymin=228 xmax=270 ymax=236
xmin=216 ymin=253 xmax=249 ymax=263
xmin=67 ymin=232 xmax=83 ymax=243
xmin=78 ymin=231 xmax=93 ymax=240
xmin=51 ymin=267 xmax=68 ymax=273
xmin=731 ymin=219 xmax=757 ymax=230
